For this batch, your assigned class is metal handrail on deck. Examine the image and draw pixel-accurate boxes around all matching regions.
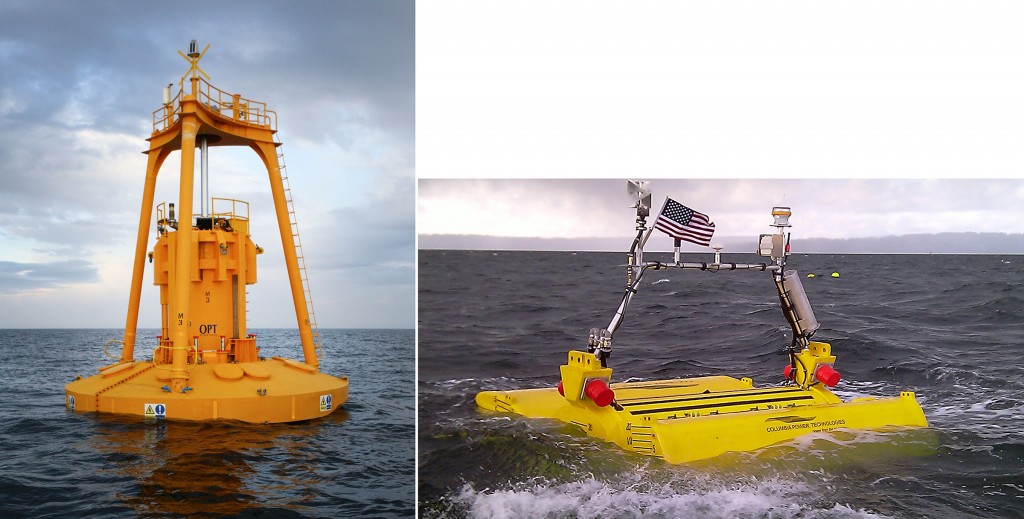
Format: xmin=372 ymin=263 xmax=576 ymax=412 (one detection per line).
xmin=211 ymin=197 xmax=250 ymax=221
xmin=151 ymin=78 xmax=277 ymax=134
xmin=151 ymin=338 xmax=198 ymax=373
xmin=152 ymin=89 xmax=182 ymax=133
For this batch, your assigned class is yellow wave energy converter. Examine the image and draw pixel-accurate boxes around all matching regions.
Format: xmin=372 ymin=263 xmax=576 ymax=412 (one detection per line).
xmin=66 ymin=41 xmax=347 ymax=423
xmin=476 ymin=182 xmax=927 ymax=463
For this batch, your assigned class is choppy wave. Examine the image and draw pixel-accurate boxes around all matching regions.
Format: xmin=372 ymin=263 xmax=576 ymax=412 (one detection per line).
xmin=0 ymin=328 xmax=414 ymax=518
xmin=437 ymin=475 xmax=891 ymax=519
xmin=420 ymin=251 xmax=1024 ymax=518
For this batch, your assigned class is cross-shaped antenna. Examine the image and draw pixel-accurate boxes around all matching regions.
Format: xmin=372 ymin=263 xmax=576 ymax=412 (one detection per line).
xmin=178 ymin=39 xmax=211 ymax=86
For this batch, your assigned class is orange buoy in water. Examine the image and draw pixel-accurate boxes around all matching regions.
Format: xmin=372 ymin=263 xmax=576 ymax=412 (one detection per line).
xmin=65 ymin=41 xmax=347 ymax=423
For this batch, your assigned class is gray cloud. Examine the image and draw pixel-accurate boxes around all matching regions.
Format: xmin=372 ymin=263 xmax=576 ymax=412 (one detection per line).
xmin=0 ymin=259 xmax=98 ymax=291
xmin=0 ymin=2 xmax=413 ymax=138
xmin=418 ymin=179 xmax=1024 ymax=252
xmin=0 ymin=1 xmax=413 ymax=328
xmin=310 ymin=179 xmax=415 ymax=274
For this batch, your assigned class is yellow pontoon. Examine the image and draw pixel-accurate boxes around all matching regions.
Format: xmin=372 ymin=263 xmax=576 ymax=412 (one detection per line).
xmin=476 ymin=181 xmax=927 ymax=463
xmin=66 ymin=41 xmax=347 ymax=423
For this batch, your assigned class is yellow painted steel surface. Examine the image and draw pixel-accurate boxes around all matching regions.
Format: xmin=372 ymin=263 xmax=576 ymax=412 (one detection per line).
xmin=152 ymin=219 xmax=256 ymax=344
xmin=64 ymin=43 xmax=347 ymax=423
xmin=476 ymin=350 xmax=928 ymax=463
xmin=66 ymin=359 xmax=347 ymax=423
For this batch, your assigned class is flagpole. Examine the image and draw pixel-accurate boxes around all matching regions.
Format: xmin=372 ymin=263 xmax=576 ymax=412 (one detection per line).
xmin=609 ymin=196 xmax=670 ymax=342
xmin=639 ymin=197 xmax=668 ymax=250
xmin=601 ymin=192 xmax=661 ymax=367
xmin=628 ymin=195 xmax=661 ymax=285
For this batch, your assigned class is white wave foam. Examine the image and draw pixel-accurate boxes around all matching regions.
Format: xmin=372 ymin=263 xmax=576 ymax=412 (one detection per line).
xmin=831 ymin=379 xmax=887 ymax=401
xmin=652 ymin=278 xmax=671 ymax=285
xmin=432 ymin=377 xmax=522 ymax=390
xmin=451 ymin=475 xmax=891 ymax=519
xmin=923 ymin=393 xmax=1024 ymax=439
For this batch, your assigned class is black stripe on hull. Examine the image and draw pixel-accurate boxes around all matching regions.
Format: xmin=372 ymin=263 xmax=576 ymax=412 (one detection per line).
xmin=625 ymin=394 xmax=817 ymax=416
xmin=618 ymin=386 xmax=809 ymax=407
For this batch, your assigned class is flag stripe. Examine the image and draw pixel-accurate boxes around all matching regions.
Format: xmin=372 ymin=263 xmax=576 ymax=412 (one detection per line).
xmin=653 ymin=198 xmax=715 ymax=247
xmin=654 ymin=222 xmax=714 ymax=240
xmin=655 ymin=217 xmax=715 ymax=235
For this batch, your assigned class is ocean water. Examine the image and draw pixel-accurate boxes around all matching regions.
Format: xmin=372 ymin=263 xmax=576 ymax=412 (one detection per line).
xmin=0 ymin=328 xmax=414 ymax=518
xmin=418 ymin=250 xmax=1024 ymax=518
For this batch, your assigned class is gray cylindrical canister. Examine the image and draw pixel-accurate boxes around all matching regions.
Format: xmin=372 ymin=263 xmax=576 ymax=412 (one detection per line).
xmin=782 ymin=269 xmax=820 ymax=337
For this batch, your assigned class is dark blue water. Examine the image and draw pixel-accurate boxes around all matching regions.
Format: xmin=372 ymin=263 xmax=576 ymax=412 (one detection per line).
xmin=0 ymin=328 xmax=414 ymax=518
xmin=419 ymin=250 xmax=1024 ymax=518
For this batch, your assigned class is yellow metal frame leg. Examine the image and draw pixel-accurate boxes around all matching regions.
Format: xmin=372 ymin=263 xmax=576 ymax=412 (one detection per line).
xmin=121 ymin=147 xmax=170 ymax=361
xmin=253 ymin=141 xmax=318 ymax=368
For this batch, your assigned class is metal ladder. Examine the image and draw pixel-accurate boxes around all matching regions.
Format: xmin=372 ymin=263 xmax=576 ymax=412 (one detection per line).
xmin=274 ymin=137 xmax=323 ymax=360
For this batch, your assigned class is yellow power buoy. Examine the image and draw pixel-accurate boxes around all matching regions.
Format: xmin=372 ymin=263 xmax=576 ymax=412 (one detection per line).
xmin=807 ymin=273 xmax=815 ymax=278
xmin=475 ymin=203 xmax=928 ymax=465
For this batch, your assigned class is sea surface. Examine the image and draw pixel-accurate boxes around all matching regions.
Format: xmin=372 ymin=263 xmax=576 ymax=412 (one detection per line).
xmin=0 ymin=328 xmax=414 ymax=518
xmin=419 ymin=250 xmax=1024 ymax=518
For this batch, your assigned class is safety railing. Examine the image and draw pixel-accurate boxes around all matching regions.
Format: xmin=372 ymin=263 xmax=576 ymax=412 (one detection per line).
xmin=152 ymin=336 xmax=198 ymax=374
xmin=151 ymin=334 xmax=260 ymax=366
xmin=210 ymin=198 xmax=250 ymax=222
xmin=154 ymin=199 xmax=249 ymax=234
xmin=152 ymin=89 xmax=182 ymax=133
xmin=151 ymin=78 xmax=277 ymax=134
xmin=195 ymin=79 xmax=277 ymax=128
xmin=155 ymin=201 xmax=179 ymax=235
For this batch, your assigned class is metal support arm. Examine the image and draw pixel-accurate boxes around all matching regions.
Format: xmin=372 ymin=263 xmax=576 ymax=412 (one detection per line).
xmin=607 ymin=261 xmax=780 ymax=336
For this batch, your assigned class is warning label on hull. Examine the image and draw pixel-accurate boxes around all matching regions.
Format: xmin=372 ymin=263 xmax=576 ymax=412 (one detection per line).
xmin=144 ymin=403 xmax=167 ymax=419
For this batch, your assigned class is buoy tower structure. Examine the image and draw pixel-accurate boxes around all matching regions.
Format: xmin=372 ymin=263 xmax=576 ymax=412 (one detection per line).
xmin=65 ymin=41 xmax=348 ymax=422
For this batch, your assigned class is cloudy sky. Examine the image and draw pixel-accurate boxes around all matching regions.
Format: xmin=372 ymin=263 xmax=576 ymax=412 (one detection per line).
xmin=0 ymin=1 xmax=413 ymax=328
xmin=417 ymin=2 xmax=1024 ymax=251
xmin=3 ymin=2 xmax=1023 ymax=326
xmin=418 ymin=178 xmax=1024 ymax=251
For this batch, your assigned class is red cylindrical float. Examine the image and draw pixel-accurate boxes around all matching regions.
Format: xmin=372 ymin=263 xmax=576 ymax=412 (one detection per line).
xmin=815 ymin=364 xmax=841 ymax=387
xmin=584 ymin=379 xmax=614 ymax=407
xmin=783 ymin=365 xmax=794 ymax=380
xmin=557 ymin=381 xmax=564 ymax=396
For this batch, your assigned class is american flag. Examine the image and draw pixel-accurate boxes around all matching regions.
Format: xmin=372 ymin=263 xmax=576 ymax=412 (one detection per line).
xmin=654 ymin=198 xmax=715 ymax=246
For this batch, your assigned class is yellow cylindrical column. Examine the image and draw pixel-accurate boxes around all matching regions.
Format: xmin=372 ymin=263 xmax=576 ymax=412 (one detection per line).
xmin=121 ymin=148 xmax=167 ymax=361
xmin=254 ymin=141 xmax=318 ymax=368
xmin=171 ymin=118 xmax=199 ymax=391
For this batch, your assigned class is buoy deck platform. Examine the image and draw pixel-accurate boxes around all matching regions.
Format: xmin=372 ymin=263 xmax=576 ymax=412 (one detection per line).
xmin=476 ymin=351 xmax=927 ymax=463
xmin=67 ymin=357 xmax=347 ymax=422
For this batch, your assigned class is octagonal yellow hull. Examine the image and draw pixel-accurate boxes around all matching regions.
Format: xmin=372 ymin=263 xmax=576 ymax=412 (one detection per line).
xmin=476 ymin=351 xmax=927 ymax=463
